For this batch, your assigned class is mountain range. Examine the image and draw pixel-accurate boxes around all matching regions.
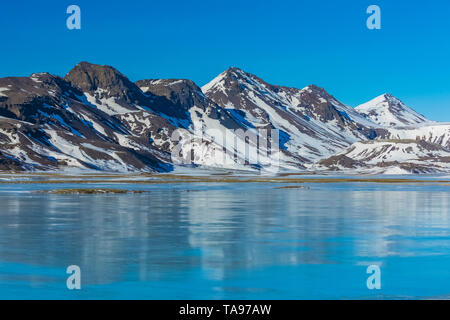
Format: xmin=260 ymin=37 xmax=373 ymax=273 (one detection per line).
xmin=0 ymin=62 xmax=449 ymax=174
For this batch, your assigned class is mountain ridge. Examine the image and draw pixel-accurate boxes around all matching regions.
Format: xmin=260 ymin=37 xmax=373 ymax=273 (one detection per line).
xmin=0 ymin=62 xmax=448 ymax=174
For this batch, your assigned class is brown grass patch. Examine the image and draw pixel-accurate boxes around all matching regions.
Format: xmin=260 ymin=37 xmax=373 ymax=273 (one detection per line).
xmin=36 ymin=189 xmax=149 ymax=195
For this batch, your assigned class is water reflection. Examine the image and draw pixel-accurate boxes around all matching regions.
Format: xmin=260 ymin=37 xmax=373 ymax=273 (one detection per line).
xmin=0 ymin=183 xmax=449 ymax=298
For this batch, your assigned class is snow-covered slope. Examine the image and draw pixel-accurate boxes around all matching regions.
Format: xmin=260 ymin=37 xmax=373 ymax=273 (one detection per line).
xmin=202 ymin=67 xmax=380 ymax=163
xmin=316 ymin=139 xmax=450 ymax=174
xmin=355 ymin=94 xmax=431 ymax=127
xmin=382 ymin=123 xmax=450 ymax=149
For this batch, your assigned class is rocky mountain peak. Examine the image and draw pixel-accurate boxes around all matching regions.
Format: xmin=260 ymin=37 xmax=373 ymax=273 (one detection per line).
xmin=202 ymin=67 xmax=268 ymax=94
xmin=135 ymin=78 xmax=211 ymax=118
xmin=64 ymin=62 xmax=146 ymax=105
xmin=299 ymin=84 xmax=336 ymax=102
xmin=300 ymin=91 xmax=345 ymax=124
xmin=137 ymin=79 xmax=203 ymax=107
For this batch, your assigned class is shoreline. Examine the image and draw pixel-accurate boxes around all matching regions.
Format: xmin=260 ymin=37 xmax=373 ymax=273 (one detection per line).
xmin=0 ymin=174 xmax=450 ymax=185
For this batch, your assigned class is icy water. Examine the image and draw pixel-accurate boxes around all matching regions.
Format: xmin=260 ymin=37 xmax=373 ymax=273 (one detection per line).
xmin=0 ymin=176 xmax=450 ymax=299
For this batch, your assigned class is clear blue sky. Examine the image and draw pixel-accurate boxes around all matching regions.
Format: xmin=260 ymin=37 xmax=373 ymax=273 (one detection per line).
xmin=1 ymin=0 xmax=449 ymax=120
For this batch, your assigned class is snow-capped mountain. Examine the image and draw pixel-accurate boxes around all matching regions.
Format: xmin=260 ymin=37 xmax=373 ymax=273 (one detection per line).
xmin=0 ymin=62 xmax=448 ymax=174
xmin=355 ymin=93 xmax=431 ymax=127
xmin=0 ymin=69 xmax=171 ymax=172
xmin=202 ymin=67 xmax=380 ymax=163
xmin=134 ymin=77 xmax=275 ymax=170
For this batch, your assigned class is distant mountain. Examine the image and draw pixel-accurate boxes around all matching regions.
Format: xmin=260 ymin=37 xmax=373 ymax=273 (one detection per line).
xmin=0 ymin=62 xmax=449 ymax=174
xmin=316 ymin=139 xmax=450 ymax=174
xmin=355 ymin=93 xmax=430 ymax=127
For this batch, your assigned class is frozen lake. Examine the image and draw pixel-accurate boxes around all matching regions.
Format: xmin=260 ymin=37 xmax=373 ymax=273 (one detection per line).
xmin=0 ymin=174 xmax=449 ymax=299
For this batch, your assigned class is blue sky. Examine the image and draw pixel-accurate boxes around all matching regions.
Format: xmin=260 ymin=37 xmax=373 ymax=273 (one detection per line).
xmin=1 ymin=0 xmax=449 ymax=120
